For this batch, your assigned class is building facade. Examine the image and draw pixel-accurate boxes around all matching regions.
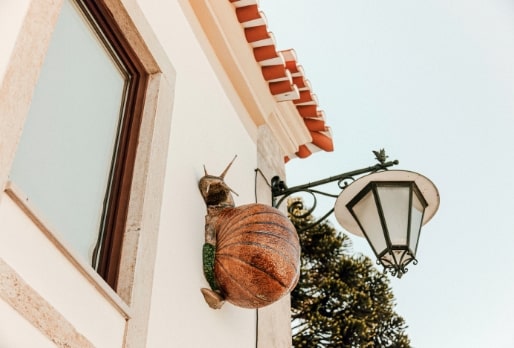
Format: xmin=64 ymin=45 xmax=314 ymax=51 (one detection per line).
xmin=0 ymin=0 xmax=332 ymax=346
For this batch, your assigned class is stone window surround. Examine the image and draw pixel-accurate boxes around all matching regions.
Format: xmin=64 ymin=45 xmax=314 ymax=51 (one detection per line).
xmin=0 ymin=0 xmax=175 ymax=346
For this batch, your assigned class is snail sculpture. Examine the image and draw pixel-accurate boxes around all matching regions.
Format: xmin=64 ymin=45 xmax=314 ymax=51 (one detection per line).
xmin=199 ymin=157 xmax=300 ymax=309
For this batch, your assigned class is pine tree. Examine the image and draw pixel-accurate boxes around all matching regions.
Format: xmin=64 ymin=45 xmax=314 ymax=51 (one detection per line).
xmin=288 ymin=198 xmax=411 ymax=348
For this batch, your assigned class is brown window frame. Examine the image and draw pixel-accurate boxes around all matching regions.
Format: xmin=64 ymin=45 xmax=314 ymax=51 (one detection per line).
xmin=76 ymin=0 xmax=149 ymax=289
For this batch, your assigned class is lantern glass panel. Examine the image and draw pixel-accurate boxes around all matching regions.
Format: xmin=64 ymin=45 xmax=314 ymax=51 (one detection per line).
xmin=409 ymin=190 xmax=426 ymax=253
xmin=376 ymin=185 xmax=410 ymax=246
xmin=351 ymin=189 xmax=387 ymax=255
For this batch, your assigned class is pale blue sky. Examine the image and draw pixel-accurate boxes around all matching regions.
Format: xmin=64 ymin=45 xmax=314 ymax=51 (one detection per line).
xmin=260 ymin=1 xmax=514 ymax=347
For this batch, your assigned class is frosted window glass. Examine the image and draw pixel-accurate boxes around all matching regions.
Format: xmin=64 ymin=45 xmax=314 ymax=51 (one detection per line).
xmin=10 ymin=0 xmax=126 ymax=263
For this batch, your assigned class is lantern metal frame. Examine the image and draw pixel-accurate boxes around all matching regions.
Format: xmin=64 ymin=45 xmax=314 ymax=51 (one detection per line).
xmin=271 ymin=150 xmax=440 ymax=278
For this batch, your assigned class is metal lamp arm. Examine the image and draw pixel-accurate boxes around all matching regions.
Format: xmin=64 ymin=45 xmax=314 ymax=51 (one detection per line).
xmin=271 ymin=159 xmax=399 ymax=208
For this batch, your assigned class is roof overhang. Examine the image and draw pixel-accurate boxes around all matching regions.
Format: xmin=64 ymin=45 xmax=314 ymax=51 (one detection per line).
xmin=186 ymin=0 xmax=334 ymax=160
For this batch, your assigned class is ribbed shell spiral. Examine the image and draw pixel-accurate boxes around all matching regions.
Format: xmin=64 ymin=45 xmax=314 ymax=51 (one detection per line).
xmin=213 ymin=203 xmax=300 ymax=308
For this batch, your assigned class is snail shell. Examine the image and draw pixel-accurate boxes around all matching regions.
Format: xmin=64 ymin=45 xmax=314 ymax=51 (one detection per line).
xmin=212 ymin=203 xmax=300 ymax=308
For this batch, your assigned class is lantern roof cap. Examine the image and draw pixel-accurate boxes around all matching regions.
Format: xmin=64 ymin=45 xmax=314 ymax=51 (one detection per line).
xmin=334 ymin=170 xmax=440 ymax=237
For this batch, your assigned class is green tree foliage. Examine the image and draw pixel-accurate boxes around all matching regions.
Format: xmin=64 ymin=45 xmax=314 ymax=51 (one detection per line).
xmin=288 ymin=198 xmax=411 ymax=348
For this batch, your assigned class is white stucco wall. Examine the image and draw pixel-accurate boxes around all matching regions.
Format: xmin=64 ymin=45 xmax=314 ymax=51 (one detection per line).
xmin=0 ymin=0 xmax=290 ymax=347
xmin=137 ymin=1 xmax=259 ymax=346
xmin=0 ymin=299 xmax=55 ymax=348
xmin=0 ymin=195 xmax=127 ymax=348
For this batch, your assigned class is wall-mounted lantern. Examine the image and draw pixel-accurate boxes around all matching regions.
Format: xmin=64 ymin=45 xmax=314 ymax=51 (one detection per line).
xmin=334 ymin=170 xmax=439 ymax=277
xmin=272 ymin=150 xmax=440 ymax=278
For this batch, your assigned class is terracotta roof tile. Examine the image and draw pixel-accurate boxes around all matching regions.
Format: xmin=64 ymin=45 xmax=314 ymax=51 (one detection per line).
xmin=261 ymin=64 xmax=288 ymax=81
xmin=235 ymin=4 xmax=260 ymax=22
xmin=253 ymin=45 xmax=279 ymax=62
xmin=296 ymin=145 xmax=313 ymax=159
xmin=269 ymin=80 xmax=294 ymax=95
xmin=244 ymin=25 xmax=271 ymax=43
xmin=229 ymin=0 xmax=334 ymax=160
xmin=303 ymin=119 xmax=326 ymax=132
xmin=310 ymin=131 xmax=334 ymax=152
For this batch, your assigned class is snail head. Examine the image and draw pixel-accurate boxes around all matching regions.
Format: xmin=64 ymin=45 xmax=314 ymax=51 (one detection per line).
xmin=199 ymin=156 xmax=238 ymax=208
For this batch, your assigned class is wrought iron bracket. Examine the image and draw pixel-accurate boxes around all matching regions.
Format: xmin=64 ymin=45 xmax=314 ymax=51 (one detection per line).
xmin=271 ymin=150 xmax=399 ymax=232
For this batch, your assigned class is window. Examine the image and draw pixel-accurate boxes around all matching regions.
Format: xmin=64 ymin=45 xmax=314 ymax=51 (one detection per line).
xmin=9 ymin=0 xmax=148 ymax=288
